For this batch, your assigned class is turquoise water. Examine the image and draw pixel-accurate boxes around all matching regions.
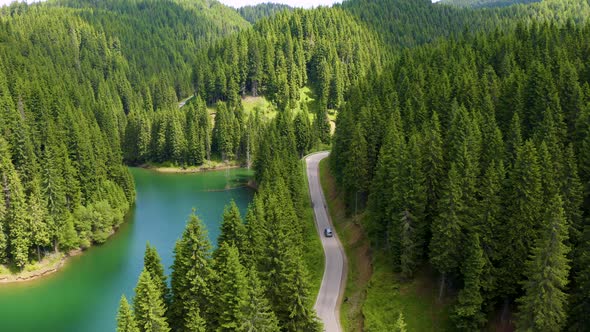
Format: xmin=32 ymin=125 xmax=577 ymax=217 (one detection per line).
xmin=0 ymin=168 xmax=254 ymax=332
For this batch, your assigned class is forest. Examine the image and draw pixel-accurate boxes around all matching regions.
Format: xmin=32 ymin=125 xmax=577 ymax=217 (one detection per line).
xmin=332 ymin=19 xmax=590 ymax=332
xmin=0 ymin=0 xmax=589 ymax=330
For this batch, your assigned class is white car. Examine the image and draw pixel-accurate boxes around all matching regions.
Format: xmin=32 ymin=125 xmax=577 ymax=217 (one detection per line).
xmin=324 ymin=227 xmax=333 ymax=237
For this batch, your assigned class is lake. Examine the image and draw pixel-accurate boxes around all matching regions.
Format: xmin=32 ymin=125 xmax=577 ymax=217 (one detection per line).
xmin=0 ymin=167 xmax=254 ymax=332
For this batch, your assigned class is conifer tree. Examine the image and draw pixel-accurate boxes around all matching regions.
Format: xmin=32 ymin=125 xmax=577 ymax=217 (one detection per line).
xmin=117 ymin=295 xmax=139 ymax=332
xmin=144 ymin=243 xmax=170 ymax=307
xmin=430 ymin=163 xmax=464 ymax=298
xmin=28 ymin=177 xmax=50 ymax=262
xmin=398 ymin=133 xmax=427 ymax=278
xmin=133 ymin=269 xmax=170 ymax=332
xmin=452 ymin=232 xmax=485 ymax=331
xmin=567 ymin=226 xmax=590 ymax=331
xmin=367 ymin=116 xmax=404 ymax=247
xmin=498 ymin=140 xmax=543 ymax=298
xmin=505 ymin=112 xmax=523 ymax=167
xmin=476 ymin=160 xmax=505 ymax=297
xmin=422 ymin=111 xmax=444 ymax=227
xmin=560 ymin=144 xmax=584 ymax=244
xmin=242 ymin=196 xmax=268 ymax=270
xmin=169 ymin=211 xmax=213 ymax=331
xmin=243 ymin=267 xmax=280 ymax=332
xmin=218 ymin=200 xmax=246 ymax=251
xmin=184 ymin=300 xmax=206 ymax=332
xmin=342 ymin=124 xmax=368 ymax=214
xmin=516 ymin=195 xmax=570 ymax=332
xmin=210 ymin=243 xmax=249 ymax=330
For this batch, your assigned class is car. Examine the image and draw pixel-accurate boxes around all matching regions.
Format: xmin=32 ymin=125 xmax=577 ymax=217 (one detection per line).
xmin=324 ymin=227 xmax=333 ymax=237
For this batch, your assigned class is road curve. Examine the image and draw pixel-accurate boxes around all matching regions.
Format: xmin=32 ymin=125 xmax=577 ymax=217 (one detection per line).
xmin=306 ymin=151 xmax=347 ymax=332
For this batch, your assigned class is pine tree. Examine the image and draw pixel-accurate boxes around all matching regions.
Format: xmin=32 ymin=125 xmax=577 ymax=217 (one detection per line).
xmin=184 ymin=300 xmax=206 ymax=332
xmin=144 ymin=243 xmax=170 ymax=307
xmin=476 ymin=160 xmax=505 ymax=298
xmin=560 ymin=144 xmax=584 ymax=245
xmin=218 ymin=200 xmax=246 ymax=250
xmin=28 ymin=177 xmax=50 ymax=262
xmin=243 ymin=267 xmax=280 ymax=332
xmin=210 ymin=243 xmax=249 ymax=330
xmin=430 ymin=163 xmax=464 ymax=298
xmin=498 ymin=140 xmax=543 ymax=298
xmin=117 ymin=295 xmax=139 ymax=332
xmin=293 ymin=109 xmax=312 ymax=157
xmin=242 ymin=195 xmax=268 ymax=270
xmin=367 ymin=116 xmax=404 ymax=247
xmin=422 ymin=111 xmax=444 ymax=229
xmin=342 ymin=124 xmax=368 ymax=214
xmin=169 ymin=211 xmax=213 ymax=332
xmin=452 ymin=232 xmax=485 ymax=331
xmin=505 ymin=112 xmax=523 ymax=167
xmin=398 ymin=133 xmax=427 ymax=278
xmin=516 ymin=195 xmax=570 ymax=332
xmin=567 ymin=226 xmax=590 ymax=331
xmin=133 ymin=269 xmax=170 ymax=332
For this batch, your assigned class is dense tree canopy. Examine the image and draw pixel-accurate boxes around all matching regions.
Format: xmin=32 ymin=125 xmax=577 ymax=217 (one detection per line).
xmin=331 ymin=19 xmax=590 ymax=329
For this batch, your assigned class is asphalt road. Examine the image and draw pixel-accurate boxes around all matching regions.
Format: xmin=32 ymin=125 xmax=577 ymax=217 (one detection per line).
xmin=306 ymin=151 xmax=347 ymax=332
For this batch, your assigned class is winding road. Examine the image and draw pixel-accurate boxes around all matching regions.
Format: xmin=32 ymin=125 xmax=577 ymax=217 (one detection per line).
xmin=306 ymin=152 xmax=347 ymax=332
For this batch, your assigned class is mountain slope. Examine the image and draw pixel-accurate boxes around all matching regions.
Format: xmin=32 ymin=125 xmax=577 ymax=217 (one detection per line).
xmin=438 ymin=0 xmax=540 ymax=8
xmin=340 ymin=0 xmax=590 ymax=48
xmin=50 ymin=0 xmax=250 ymax=98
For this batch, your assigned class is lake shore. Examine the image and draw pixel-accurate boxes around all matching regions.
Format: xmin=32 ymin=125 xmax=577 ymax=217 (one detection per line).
xmin=0 ymin=249 xmax=83 ymax=284
xmin=140 ymin=161 xmax=244 ymax=174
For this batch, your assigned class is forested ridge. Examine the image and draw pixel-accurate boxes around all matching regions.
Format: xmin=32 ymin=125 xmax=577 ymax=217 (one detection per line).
xmin=438 ymin=0 xmax=540 ymax=8
xmin=332 ymin=20 xmax=590 ymax=330
xmin=340 ymin=0 xmax=590 ymax=48
xmin=123 ymin=6 xmax=385 ymax=166
xmin=0 ymin=6 xmax=135 ymax=269
xmin=237 ymin=3 xmax=293 ymax=23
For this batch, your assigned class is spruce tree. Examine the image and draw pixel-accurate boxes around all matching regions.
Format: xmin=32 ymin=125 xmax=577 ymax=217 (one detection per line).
xmin=218 ymin=200 xmax=246 ymax=251
xmin=210 ymin=243 xmax=249 ymax=331
xmin=398 ymin=133 xmax=427 ymax=278
xmin=243 ymin=267 xmax=280 ymax=332
xmin=169 ymin=211 xmax=213 ymax=331
xmin=28 ymin=177 xmax=50 ymax=262
xmin=184 ymin=300 xmax=206 ymax=332
xmin=133 ymin=269 xmax=170 ymax=332
xmin=144 ymin=243 xmax=170 ymax=307
xmin=567 ymin=226 xmax=590 ymax=331
xmin=421 ymin=111 xmax=444 ymax=229
xmin=117 ymin=295 xmax=139 ymax=332
xmin=242 ymin=195 xmax=268 ymax=270
xmin=452 ymin=232 xmax=485 ymax=331
xmin=497 ymin=140 xmax=543 ymax=298
xmin=430 ymin=163 xmax=463 ymax=298
xmin=367 ymin=116 xmax=404 ymax=247
xmin=342 ymin=124 xmax=368 ymax=214
xmin=516 ymin=195 xmax=570 ymax=332
xmin=476 ymin=160 xmax=505 ymax=298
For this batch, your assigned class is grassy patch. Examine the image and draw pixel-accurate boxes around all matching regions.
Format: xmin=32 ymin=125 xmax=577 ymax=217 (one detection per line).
xmin=319 ymin=157 xmax=451 ymax=331
xmin=364 ymin=255 xmax=452 ymax=331
xmin=301 ymin=159 xmax=325 ymax=300
xmin=242 ymin=95 xmax=277 ymax=121
xmin=0 ymin=252 xmax=65 ymax=280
